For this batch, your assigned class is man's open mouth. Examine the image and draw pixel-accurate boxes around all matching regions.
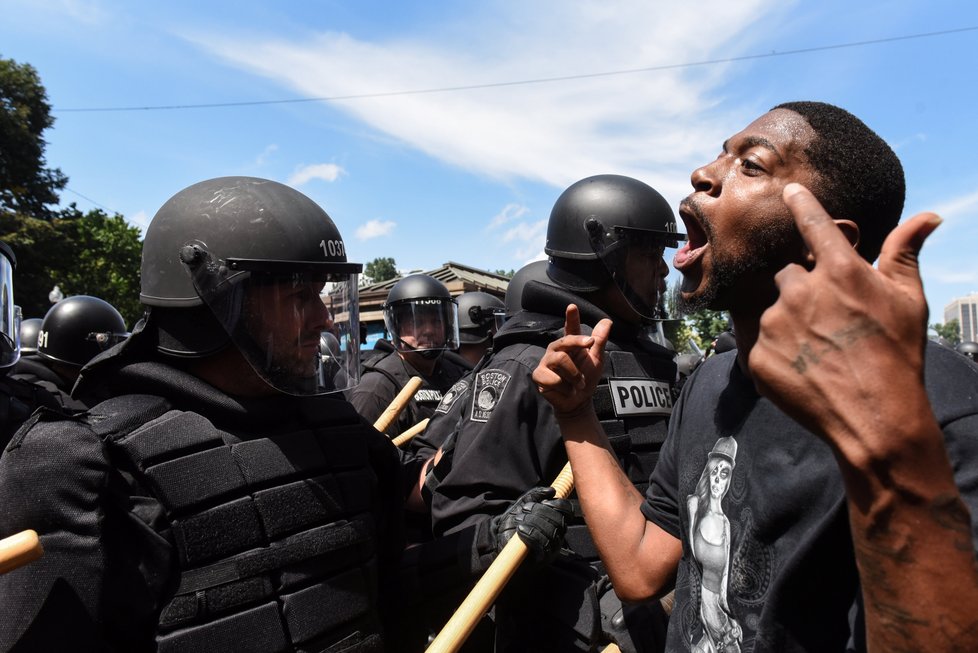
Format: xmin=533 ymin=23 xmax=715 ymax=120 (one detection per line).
xmin=674 ymin=199 xmax=709 ymax=270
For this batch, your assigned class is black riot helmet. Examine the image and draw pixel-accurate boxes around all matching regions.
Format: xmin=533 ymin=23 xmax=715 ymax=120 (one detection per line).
xmin=37 ymin=296 xmax=129 ymax=368
xmin=19 ymin=317 xmax=42 ymax=355
xmin=456 ymin=291 xmax=506 ymax=344
xmin=956 ymin=341 xmax=978 ymax=362
xmin=504 ymin=260 xmax=553 ymax=317
xmin=544 ymin=174 xmax=685 ymax=319
xmin=0 ymin=241 xmax=19 ymax=368
xmin=383 ymin=274 xmax=459 ymax=358
xmin=140 ymin=176 xmax=363 ymax=395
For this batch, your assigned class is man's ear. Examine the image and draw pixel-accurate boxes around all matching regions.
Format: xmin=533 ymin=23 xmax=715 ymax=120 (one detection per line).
xmin=802 ymin=218 xmax=859 ymax=266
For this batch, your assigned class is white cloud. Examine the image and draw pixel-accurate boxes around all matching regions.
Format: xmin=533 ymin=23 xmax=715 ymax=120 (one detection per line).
xmin=187 ymin=0 xmax=780 ymax=203
xmin=287 ymin=163 xmax=345 ymax=187
xmin=502 ymin=219 xmax=549 ymax=261
xmin=255 ymin=144 xmax=278 ymax=167
xmin=488 ymin=203 xmax=529 ymax=230
xmin=356 ymin=219 xmax=397 ymax=240
xmin=930 ymin=188 xmax=978 ymax=221
xmin=127 ymin=210 xmax=151 ymax=236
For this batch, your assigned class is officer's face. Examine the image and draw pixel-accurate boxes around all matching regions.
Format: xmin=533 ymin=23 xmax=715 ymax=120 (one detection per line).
xmin=399 ymin=308 xmax=445 ymax=350
xmin=623 ymin=242 xmax=669 ymax=311
xmin=243 ymin=279 xmax=331 ymax=378
xmin=674 ymin=109 xmax=818 ymax=313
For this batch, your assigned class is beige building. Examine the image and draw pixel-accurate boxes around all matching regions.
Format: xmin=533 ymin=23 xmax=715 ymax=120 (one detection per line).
xmin=945 ymin=292 xmax=978 ymax=342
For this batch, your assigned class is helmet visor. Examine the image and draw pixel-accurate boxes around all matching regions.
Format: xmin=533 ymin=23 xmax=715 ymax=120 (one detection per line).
xmin=384 ymin=298 xmax=460 ymax=354
xmin=0 ymin=257 xmax=19 ymax=367
xmin=186 ymin=251 xmax=361 ymax=396
xmin=587 ymin=220 xmax=686 ymax=320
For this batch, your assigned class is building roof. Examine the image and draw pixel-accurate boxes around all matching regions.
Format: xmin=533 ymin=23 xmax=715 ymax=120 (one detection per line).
xmin=358 ymin=261 xmax=510 ymax=323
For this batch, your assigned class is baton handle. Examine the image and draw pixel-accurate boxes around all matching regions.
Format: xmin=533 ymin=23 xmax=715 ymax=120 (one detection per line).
xmin=392 ymin=418 xmax=430 ymax=447
xmin=0 ymin=529 xmax=43 ymax=574
xmin=373 ymin=376 xmax=423 ymax=433
xmin=426 ymin=461 xmax=574 ymax=653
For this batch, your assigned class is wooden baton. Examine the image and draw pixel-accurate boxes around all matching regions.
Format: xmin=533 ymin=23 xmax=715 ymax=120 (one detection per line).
xmin=391 ymin=418 xmax=430 ymax=447
xmin=373 ymin=376 xmax=423 ymax=433
xmin=426 ymin=461 xmax=575 ymax=653
xmin=0 ymin=529 xmax=43 ymax=574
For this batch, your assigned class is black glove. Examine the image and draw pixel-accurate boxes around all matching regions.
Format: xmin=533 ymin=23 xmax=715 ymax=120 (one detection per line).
xmin=491 ymin=486 xmax=572 ymax=564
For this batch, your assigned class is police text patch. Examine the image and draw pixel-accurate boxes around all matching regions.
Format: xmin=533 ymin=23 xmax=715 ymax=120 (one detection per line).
xmin=435 ymin=379 xmax=470 ymax=414
xmin=415 ymin=389 xmax=444 ymax=405
xmin=470 ymin=369 xmax=511 ymax=422
xmin=608 ymin=378 xmax=673 ymax=417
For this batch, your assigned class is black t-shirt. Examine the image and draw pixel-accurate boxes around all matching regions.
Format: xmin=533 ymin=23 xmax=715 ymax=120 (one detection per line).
xmin=643 ymin=342 xmax=978 ymax=652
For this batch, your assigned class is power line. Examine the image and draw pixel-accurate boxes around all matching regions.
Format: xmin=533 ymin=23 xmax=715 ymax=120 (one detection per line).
xmin=63 ymin=187 xmax=116 ymax=214
xmin=55 ymin=25 xmax=978 ymax=114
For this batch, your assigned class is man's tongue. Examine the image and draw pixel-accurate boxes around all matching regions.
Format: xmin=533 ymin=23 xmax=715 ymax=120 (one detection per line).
xmin=674 ymin=242 xmax=694 ymax=268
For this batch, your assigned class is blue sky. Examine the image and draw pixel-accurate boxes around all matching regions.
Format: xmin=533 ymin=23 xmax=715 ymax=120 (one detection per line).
xmin=2 ymin=0 xmax=977 ymax=324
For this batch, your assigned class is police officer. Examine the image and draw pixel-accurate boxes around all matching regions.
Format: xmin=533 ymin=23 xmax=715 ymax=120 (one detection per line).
xmin=956 ymin=340 xmax=978 ymax=363
xmin=455 ymin=291 xmax=506 ymax=367
xmin=11 ymin=295 xmax=128 ymax=413
xmin=17 ymin=317 xmax=42 ymax=356
xmin=350 ymin=274 xmax=469 ymax=437
xmin=0 ymin=177 xmax=407 ymax=652
xmin=425 ymin=174 xmax=686 ymax=652
xmin=0 ymin=243 xmax=63 ymax=447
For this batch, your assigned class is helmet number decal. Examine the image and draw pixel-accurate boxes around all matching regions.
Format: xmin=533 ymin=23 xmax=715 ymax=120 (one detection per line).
xmin=37 ymin=330 xmax=49 ymax=349
xmin=320 ymin=239 xmax=345 ymax=258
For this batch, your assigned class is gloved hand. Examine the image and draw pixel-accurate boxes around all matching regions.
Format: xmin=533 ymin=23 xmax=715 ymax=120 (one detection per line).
xmin=491 ymin=486 xmax=573 ymax=564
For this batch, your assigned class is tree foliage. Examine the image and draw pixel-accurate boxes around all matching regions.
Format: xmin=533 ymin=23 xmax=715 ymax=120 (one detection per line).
xmin=931 ymin=319 xmax=960 ymax=346
xmin=664 ymin=278 xmax=730 ymax=351
xmin=364 ymin=257 xmax=398 ymax=284
xmin=1 ymin=206 xmax=143 ymax=325
xmin=0 ymin=56 xmax=66 ymax=220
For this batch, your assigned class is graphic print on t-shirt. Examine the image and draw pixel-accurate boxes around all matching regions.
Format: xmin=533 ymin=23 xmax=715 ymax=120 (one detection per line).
xmin=686 ymin=436 xmax=743 ymax=653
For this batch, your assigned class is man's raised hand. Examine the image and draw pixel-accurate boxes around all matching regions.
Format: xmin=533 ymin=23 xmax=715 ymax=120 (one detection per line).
xmin=532 ymin=304 xmax=612 ymax=419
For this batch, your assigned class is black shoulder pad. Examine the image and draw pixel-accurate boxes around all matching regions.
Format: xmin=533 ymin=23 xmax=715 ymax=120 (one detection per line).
xmin=84 ymin=394 xmax=173 ymax=440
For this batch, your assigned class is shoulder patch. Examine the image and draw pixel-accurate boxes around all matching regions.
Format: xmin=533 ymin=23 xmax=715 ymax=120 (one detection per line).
xmin=435 ymin=379 xmax=470 ymax=414
xmin=608 ymin=378 xmax=674 ymax=417
xmin=470 ymin=369 xmax=511 ymax=423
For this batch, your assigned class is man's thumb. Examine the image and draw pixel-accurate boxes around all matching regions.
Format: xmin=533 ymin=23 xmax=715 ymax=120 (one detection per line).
xmin=878 ymin=212 xmax=941 ymax=282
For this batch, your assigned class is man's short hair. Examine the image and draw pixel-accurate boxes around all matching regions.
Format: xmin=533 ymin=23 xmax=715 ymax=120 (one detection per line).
xmin=773 ymin=101 xmax=905 ymax=262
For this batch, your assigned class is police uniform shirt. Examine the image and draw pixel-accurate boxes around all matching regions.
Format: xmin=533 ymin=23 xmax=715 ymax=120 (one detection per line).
xmin=643 ymin=342 xmax=978 ymax=652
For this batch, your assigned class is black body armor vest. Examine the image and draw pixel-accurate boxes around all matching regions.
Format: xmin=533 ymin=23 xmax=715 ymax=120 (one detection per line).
xmin=91 ymin=394 xmax=387 ymax=653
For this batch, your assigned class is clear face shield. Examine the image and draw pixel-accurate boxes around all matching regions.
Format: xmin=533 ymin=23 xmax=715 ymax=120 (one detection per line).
xmin=182 ymin=247 xmax=361 ymax=396
xmin=586 ymin=218 xmax=686 ymax=320
xmin=0 ymin=254 xmax=19 ymax=368
xmin=384 ymin=298 xmax=460 ymax=359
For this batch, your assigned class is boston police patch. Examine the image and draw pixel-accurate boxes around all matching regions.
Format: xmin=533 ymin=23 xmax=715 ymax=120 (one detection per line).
xmin=470 ymin=369 xmax=511 ymax=422
xmin=435 ymin=379 xmax=470 ymax=414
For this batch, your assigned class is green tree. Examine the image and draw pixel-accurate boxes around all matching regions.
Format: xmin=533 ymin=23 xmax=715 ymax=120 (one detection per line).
xmin=0 ymin=56 xmax=67 ymax=220
xmin=664 ymin=278 xmax=730 ymax=351
xmin=1 ymin=206 xmax=143 ymax=325
xmin=493 ymin=268 xmax=516 ymax=278
xmin=931 ymin=319 xmax=961 ymax=346
xmin=364 ymin=257 xmax=398 ymax=284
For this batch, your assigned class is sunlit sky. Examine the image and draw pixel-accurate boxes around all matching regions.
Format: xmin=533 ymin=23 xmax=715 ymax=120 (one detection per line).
xmin=3 ymin=0 xmax=977 ymax=323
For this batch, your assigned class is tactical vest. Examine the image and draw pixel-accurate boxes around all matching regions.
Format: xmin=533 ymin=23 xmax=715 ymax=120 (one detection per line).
xmin=362 ymin=355 xmax=444 ymax=425
xmin=91 ymin=394 xmax=387 ymax=653
xmin=565 ymin=342 xmax=675 ymax=563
